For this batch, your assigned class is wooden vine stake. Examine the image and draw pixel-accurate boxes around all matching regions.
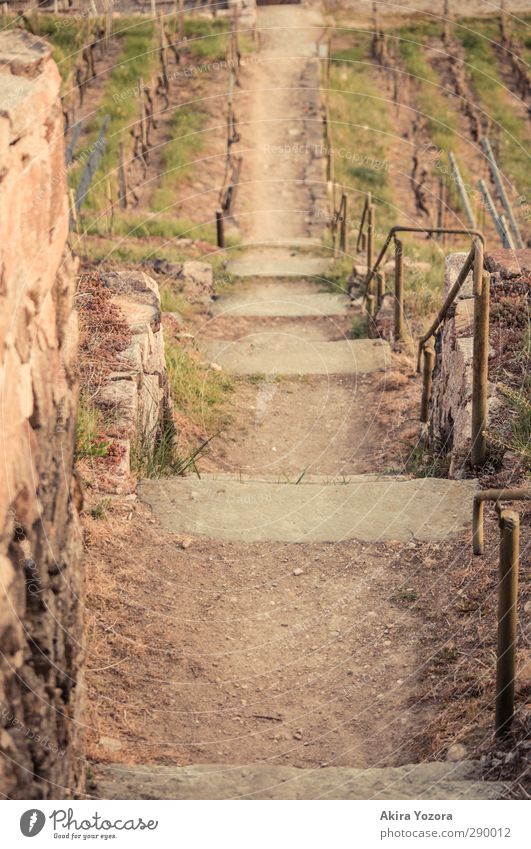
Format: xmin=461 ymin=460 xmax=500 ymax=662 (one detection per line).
xmin=443 ymin=0 xmax=452 ymax=44
xmin=106 ymin=179 xmax=115 ymax=236
xmin=105 ymin=0 xmax=114 ymax=43
xmin=495 ymin=508 xmax=520 ymax=736
xmin=500 ymin=0 xmax=507 ymax=43
xmin=158 ymin=12 xmax=169 ymax=90
xmin=178 ymin=0 xmax=185 ymax=41
xmin=118 ymin=142 xmax=128 ymax=210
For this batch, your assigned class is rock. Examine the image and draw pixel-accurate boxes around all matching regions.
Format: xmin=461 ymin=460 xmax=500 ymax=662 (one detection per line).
xmin=180 ymin=536 xmax=193 ymax=550
xmin=429 ymin=253 xmax=490 ymax=472
xmin=99 ymin=736 xmax=123 ymax=754
xmin=485 ymin=249 xmax=531 ymax=280
xmin=0 ymin=28 xmax=83 ymax=799
xmin=179 ymin=261 xmax=215 ymax=305
xmin=293 ymin=568 xmax=304 ymax=576
xmin=444 ymin=252 xmax=474 ymax=299
xmin=209 ymin=362 xmax=222 ymax=372
xmin=446 ymin=743 xmax=468 ymax=762
xmin=97 ymin=269 xmax=168 ymax=489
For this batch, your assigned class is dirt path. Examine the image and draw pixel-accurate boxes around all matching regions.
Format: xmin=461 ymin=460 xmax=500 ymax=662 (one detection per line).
xmin=87 ymin=4 xmax=492 ymax=797
xmin=234 ymin=5 xmax=327 ymax=243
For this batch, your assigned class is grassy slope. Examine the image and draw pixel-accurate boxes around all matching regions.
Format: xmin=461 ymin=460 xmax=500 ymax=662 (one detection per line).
xmin=329 ymin=29 xmax=447 ymax=317
xmin=329 ymin=32 xmax=394 ymax=232
xmin=456 ymin=17 xmax=531 ymax=201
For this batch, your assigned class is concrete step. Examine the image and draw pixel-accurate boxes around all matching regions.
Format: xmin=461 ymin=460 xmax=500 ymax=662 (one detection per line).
xmin=94 ymin=761 xmax=503 ymax=800
xmin=227 ymin=250 xmax=331 ymax=279
xmin=200 ymin=337 xmax=389 ymax=375
xmin=211 ymin=291 xmax=351 ymax=318
xmin=138 ymin=474 xmax=476 ymax=543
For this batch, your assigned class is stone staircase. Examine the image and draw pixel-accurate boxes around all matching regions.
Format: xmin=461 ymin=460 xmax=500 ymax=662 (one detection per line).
xmin=114 ymin=251 xmax=494 ymax=801
xmin=94 ymin=2 xmax=499 ymax=801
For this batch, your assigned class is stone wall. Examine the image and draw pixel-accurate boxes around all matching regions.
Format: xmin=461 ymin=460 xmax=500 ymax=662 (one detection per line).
xmin=96 ymin=270 xmax=168 ymax=493
xmin=428 ymin=253 xmax=500 ymax=477
xmin=0 ymin=31 xmax=83 ymax=798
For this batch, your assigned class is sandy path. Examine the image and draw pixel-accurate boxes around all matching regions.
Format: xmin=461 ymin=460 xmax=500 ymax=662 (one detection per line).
xmin=87 ymin=3 xmax=486 ymax=789
xmin=234 ymin=5 xmax=327 ymax=244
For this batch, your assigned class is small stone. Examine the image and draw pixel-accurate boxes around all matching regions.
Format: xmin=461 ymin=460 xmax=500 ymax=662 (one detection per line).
xmin=293 ymin=568 xmax=303 ymax=576
xmin=98 ymin=736 xmax=123 ymax=753
xmin=210 ymin=362 xmax=222 ymax=372
xmin=180 ymin=536 xmax=193 ymax=549
xmin=446 ymin=743 xmax=468 ymax=762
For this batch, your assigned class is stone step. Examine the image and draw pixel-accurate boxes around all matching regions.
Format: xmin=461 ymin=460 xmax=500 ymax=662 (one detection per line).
xmin=211 ymin=290 xmax=351 ymax=317
xmin=94 ymin=761 xmax=503 ymax=800
xmin=227 ymin=255 xmax=331 ymax=279
xmin=200 ymin=337 xmax=389 ymax=375
xmin=139 ymin=474 xmax=476 ymax=543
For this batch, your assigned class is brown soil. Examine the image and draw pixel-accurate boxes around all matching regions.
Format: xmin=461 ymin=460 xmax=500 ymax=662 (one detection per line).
xmin=199 ymin=367 xmax=420 ymax=478
xmin=83 ymin=475 xmax=530 ymax=779
xmin=84 ymin=495 xmax=428 ymax=770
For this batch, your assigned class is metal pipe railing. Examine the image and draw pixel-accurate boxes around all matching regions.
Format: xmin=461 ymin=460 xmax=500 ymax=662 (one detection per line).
xmin=472 ymin=489 xmax=530 ymax=735
xmin=472 ymin=489 xmax=531 ymax=555
xmin=331 ymin=192 xmax=348 ymax=256
xmin=357 ymin=196 xmax=488 ymax=464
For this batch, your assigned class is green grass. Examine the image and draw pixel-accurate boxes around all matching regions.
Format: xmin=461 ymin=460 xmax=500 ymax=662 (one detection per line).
xmin=85 ymin=211 xmax=217 ymax=242
xmin=90 ymin=498 xmax=112 ymax=520
xmin=321 ymin=255 xmax=351 ymax=293
xmin=329 ymin=34 xmax=394 ymax=238
xmin=402 ymin=239 xmax=446 ymax=318
xmin=76 ymin=19 xmax=158 ymax=211
xmin=456 ymin=19 xmax=531 ymax=200
xmin=76 ymin=396 xmax=109 ymax=460
xmin=493 ymin=372 xmax=531 ymax=474
xmin=159 ymin=285 xmax=190 ymax=316
xmin=397 ymin=24 xmax=479 ymax=221
xmin=75 ymin=237 xmax=190 ymax=265
xmin=150 ymin=104 xmax=210 ymax=213
xmin=351 ymin=315 xmax=368 ymax=338
xmin=165 ymin=340 xmax=234 ymax=435
xmin=183 ymin=18 xmax=230 ymax=60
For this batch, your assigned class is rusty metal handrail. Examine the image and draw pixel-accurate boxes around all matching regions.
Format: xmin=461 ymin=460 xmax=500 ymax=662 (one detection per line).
xmin=363 ymin=223 xmax=484 ymax=342
xmin=365 ymin=225 xmax=484 ymax=292
xmin=358 ymin=209 xmax=488 ymax=465
xmin=472 ymin=488 xmax=531 ymax=555
xmin=472 ymin=488 xmax=530 ymax=735
xmin=415 ymin=232 xmax=487 ymax=467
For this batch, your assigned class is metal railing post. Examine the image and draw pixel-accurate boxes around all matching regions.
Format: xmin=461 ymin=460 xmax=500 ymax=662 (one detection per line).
xmin=472 ymin=497 xmax=485 ymax=555
xmin=216 ymin=208 xmax=225 ymax=248
xmin=356 ymin=195 xmax=368 ymax=254
xmin=471 ymin=254 xmax=489 ymax=467
xmin=394 ymin=237 xmax=404 ymax=340
xmin=366 ymin=294 xmax=376 ymax=329
xmin=366 ymin=193 xmax=374 ymax=277
xmin=420 ymin=346 xmax=435 ymax=423
xmin=495 ymin=509 xmax=520 ymax=736
xmin=376 ymin=271 xmax=385 ymax=307
xmin=340 ymin=192 xmax=348 ymax=254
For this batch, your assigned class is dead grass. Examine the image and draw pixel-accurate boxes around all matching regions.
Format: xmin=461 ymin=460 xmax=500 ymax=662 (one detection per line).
xmin=405 ymin=517 xmax=530 ymax=790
